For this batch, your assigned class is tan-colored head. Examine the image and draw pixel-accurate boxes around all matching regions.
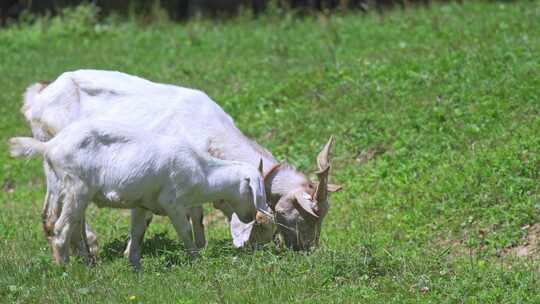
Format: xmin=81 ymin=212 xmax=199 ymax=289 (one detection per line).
xmin=267 ymin=136 xmax=342 ymax=250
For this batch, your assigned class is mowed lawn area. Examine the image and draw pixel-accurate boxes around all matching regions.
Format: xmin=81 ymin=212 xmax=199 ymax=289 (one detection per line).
xmin=0 ymin=1 xmax=539 ymax=302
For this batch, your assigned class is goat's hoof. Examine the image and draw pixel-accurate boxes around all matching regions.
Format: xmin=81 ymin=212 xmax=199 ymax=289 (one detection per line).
xmin=130 ymin=262 xmax=142 ymax=272
xmin=84 ymin=255 xmax=97 ymax=267
xmin=195 ymin=241 xmax=207 ymax=250
xmin=123 ymin=240 xmax=132 ymax=258
xmin=187 ymin=250 xmax=200 ymax=259
xmin=87 ymin=240 xmax=98 ymax=257
xmin=128 ymin=251 xmax=142 ymax=270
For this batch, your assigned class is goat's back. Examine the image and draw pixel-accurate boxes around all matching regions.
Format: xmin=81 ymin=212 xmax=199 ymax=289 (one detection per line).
xmin=46 ymin=120 xmax=207 ymax=201
xmin=23 ymin=69 xmax=276 ymax=168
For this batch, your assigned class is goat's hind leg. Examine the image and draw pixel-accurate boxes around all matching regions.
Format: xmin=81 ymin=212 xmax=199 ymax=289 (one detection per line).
xmin=41 ymin=188 xmax=90 ymax=263
xmin=41 ymin=184 xmax=58 ymax=245
xmin=43 ymin=161 xmax=97 ymax=260
xmin=51 ymin=179 xmax=90 ymax=265
xmin=42 ymin=161 xmax=62 ymax=245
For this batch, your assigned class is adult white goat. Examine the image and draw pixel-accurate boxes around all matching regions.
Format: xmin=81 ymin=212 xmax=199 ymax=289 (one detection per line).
xmin=9 ymin=120 xmax=271 ymax=266
xmin=21 ymin=69 xmax=342 ymax=254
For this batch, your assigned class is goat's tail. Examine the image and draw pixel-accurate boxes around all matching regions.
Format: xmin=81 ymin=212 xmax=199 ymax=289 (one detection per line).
xmin=8 ymin=137 xmax=46 ymax=159
xmin=21 ymin=82 xmax=48 ymax=113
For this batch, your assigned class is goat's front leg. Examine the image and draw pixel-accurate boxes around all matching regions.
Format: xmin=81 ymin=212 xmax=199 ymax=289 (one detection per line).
xmin=124 ymin=207 xmax=153 ymax=268
xmin=189 ymin=207 xmax=206 ymax=249
xmin=52 ymin=187 xmax=89 ymax=265
xmin=165 ymin=205 xmax=197 ymax=256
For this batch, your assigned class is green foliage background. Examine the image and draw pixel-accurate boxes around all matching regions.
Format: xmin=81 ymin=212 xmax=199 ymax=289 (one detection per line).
xmin=0 ymin=1 xmax=539 ymax=302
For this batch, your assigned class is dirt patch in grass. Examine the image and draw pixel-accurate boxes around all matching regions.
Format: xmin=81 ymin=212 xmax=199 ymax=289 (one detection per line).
xmin=2 ymin=178 xmax=15 ymax=193
xmin=500 ymin=224 xmax=540 ymax=259
xmin=438 ymin=224 xmax=540 ymax=261
xmin=437 ymin=233 xmax=474 ymax=259
xmin=355 ymin=146 xmax=386 ymax=164
xmin=204 ymin=209 xmax=228 ymax=228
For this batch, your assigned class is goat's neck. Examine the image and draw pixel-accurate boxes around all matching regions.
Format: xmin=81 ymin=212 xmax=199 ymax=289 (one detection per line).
xmin=208 ymin=130 xmax=277 ymax=169
xmin=204 ymin=162 xmax=242 ymax=202
xmin=208 ymin=130 xmax=308 ymax=199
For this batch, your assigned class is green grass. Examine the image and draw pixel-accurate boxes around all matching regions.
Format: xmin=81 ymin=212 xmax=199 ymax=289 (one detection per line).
xmin=1 ymin=1 xmax=539 ymax=302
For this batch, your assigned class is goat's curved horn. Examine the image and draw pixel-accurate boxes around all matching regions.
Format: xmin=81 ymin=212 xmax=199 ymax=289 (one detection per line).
xmin=327 ymin=183 xmax=343 ymax=193
xmin=312 ymin=182 xmax=343 ymax=193
xmin=314 ymin=136 xmax=334 ymax=206
xmin=317 ymin=135 xmax=334 ymax=171
xmin=314 ymin=166 xmax=329 ymax=205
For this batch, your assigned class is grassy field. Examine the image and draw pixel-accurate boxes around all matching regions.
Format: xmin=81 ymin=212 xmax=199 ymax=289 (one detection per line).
xmin=0 ymin=1 xmax=539 ymax=302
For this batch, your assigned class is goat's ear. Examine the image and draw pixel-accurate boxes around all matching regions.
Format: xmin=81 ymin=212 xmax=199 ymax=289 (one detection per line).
xmin=230 ymin=213 xmax=254 ymax=248
xmin=293 ymin=192 xmax=319 ymax=219
xmin=247 ymin=176 xmax=269 ymax=214
xmin=311 ymin=182 xmax=343 ymax=193
xmin=245 ymin=177 xmax=256 ymax=206
xmin=327 ymin=183 xmax=343 ymax=192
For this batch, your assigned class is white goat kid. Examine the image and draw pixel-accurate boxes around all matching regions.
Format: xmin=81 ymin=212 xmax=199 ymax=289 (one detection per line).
xmin=10 ymin=120 xmax=270 ymax=266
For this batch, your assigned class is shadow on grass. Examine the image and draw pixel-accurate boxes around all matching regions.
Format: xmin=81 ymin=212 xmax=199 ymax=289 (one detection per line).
xmin=100 ymin=232 xmax=182 ymax=261
xmin=99 ymin=233 xmax=276 ymax=267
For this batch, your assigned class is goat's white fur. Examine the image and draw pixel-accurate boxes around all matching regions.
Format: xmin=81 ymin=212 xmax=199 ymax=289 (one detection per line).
xmin=21 ymin=69 xmax=332 ymax=253
xmin=9 ymin=136 xmax=45 ymax=158
xmin=10 ymin=120 xmax=269 ymax=265
xmin=22 ymin=70 xmax=284 ymax=252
